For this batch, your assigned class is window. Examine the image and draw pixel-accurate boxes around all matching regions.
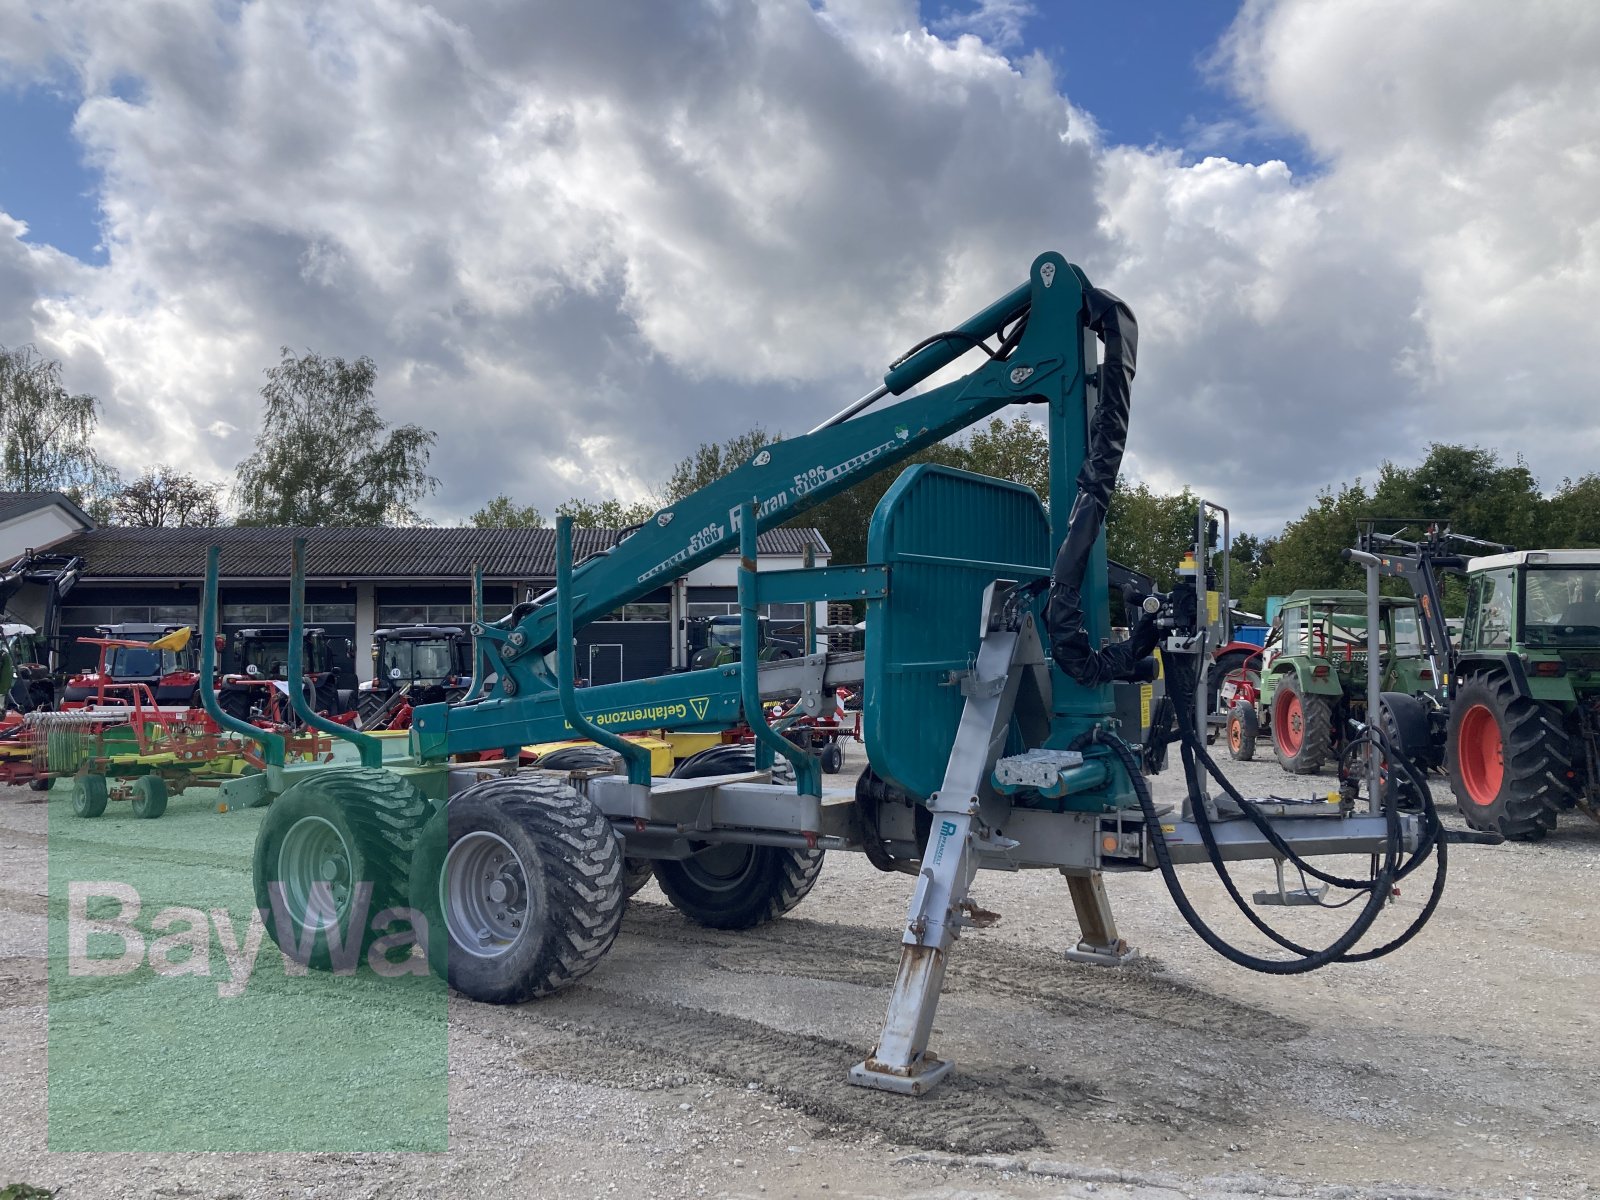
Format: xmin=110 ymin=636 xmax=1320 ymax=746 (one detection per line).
xmin=60 ymin=607 xmax=114 ymax=627
xmin=308 ymin=603 xmax=355 ymax=624
xmin=221 ymin=604 xmax=292 ymax=625
xmin=688 ymin=602 xmax=735 ymax=619
xmin=621 ymin=603 xmax=669 ymax=622
xmin=1522 ymin=567 xmax=1600 ymax=647
xmin=151 ymin=605 xmax=198 ymax=624
xmin=377 ymin=605 xmax=427 ymax=626
xmin=1280 ymin=605 xmax=1305 ymax=654
xmin=1467 ymin=569 xmax=1515 ymax=650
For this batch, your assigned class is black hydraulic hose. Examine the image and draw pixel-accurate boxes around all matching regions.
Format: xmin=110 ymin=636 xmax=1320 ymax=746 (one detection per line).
xmin=1156 ymin=655 xmax=1446 ymax=965
xmin=1045 ymin=287 xmax=1157 ymax=687
xmin=1084 ymin=728 xmax=1400 ymax=974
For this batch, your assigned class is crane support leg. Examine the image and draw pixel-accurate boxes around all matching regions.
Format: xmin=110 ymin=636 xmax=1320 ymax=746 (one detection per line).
xmin=1062 ymin=869 xmax=1138 ymax=966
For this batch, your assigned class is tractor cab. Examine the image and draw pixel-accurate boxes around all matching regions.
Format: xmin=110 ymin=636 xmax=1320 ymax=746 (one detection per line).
xmin=1228 ymin=591 xmax=1438 ymax=774
xmin=686 ymin=614 xmax=800 ymax=670
xmin=221 ymin=625 xmax=355 ymax=723
xmin=364 ymin=625 xmax=471 ymax=696
xmin=61 ymin=623 xmax=200 ymax=709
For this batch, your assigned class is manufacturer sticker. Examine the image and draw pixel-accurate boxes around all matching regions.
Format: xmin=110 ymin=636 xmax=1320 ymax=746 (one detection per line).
xmin=931 ymin=818 xmax=958 ymax=865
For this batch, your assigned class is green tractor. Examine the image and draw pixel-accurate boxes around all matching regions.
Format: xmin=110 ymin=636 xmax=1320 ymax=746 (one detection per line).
xmin=1233 ymin=589 xmax=1440 ymax=773
xmin=1446 ymin=550 xmax=1600 ymax=839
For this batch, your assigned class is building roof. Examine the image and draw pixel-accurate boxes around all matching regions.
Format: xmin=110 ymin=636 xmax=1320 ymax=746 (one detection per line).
xmin=51 ymin=524 xmax=832 ymax=581
xmin=0 ymin=490 xmax=95 ymax=529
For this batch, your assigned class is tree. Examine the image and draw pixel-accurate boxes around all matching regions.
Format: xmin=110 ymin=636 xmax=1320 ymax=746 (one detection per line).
xmin=471 ymin=495 xmax=546 ymax=528
xmin=0 ymin=343 xmax=118 ymax=512
xmin=1105 ymin=481 xmax=1200 ymax=590
xmin=113 ymin=466 xmax=227 ymax=527
xmin=554 ymin=496 xmax=657 ymax=528
xmin=233 ymin=348 xmax=437 ymax=526
xmin=962 ymin=416 xmax=1051 ymax=499
xmin=661 ymin=427 xmax=780 ymax=505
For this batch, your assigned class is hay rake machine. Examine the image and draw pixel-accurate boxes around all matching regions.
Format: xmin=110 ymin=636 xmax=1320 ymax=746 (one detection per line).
xmin=245 ymin=251 xmax=1448 ymax=1095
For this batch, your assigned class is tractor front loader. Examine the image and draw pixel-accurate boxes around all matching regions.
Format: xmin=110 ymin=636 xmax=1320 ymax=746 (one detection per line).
xmin=245 ymin=252 xmax=1449 ymax=1095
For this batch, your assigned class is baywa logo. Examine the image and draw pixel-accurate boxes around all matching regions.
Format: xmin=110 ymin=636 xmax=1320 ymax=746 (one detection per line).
xmin=66 ymin=881 xmax=429 ymax=998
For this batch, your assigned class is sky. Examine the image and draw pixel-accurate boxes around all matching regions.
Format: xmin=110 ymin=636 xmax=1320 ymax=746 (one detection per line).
xmin=0 ymin=0 xmax=1596 ymax=537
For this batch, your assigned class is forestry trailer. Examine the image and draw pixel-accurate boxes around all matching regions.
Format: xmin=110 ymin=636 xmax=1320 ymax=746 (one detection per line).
xmin=243 ymin=251 xmax=1449 ymax=1095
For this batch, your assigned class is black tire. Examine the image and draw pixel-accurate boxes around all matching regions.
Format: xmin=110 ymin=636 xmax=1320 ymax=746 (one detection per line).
xmin=72 ymin=774 xmax=108 ymax=818
xmin=622 ymin=858 xmax=655 ymax=897
xmin=1446 ymin=673 xmax=1572 ymax=841
xmin=653 ymin=748 xmax=820 ymax=930
xmin=1271 ymin=674 xmax=1333 ymax=773
xmin=820 ymin=741 xmax=844 ymax=774
xmin=409 ymin=773 xmax=624 ymax=1003
xmin=253 ymin=767 xmax=433 ymax=972
xmin=1227 ymin=703 xmax=1257 ymax=761
xmin=356 ymin=692 xmax=387 ymax=730
xmin=131 ymin=775 xmax=168 ymax=819
xmin=28 ymin=777 xmax=51 ymax=792
xmin=535 ymin=745 xmax=622 ymax=773
xmin=1207 ymin=649 xmax=1252 ymax=715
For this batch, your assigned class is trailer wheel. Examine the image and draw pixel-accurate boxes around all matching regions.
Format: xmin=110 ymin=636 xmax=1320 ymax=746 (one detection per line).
xmin=410 ymin=773 xmax=624 ymax=1003
xmin=1272 ymin=675 xmax=1332 ymax=773
xmin=71 ymin=774 xmax=108 ymax=818
xmin=1447 ymin=673 xmax=1571 ymax=841
xmin=1227 ymin=704 xmax=1257 ymax=761
xmin=653 ymin=748 xmax=821 ymax=929
xmin=131 ymin=775 xmax=168 ymax=819
xmin=253 ymin=768 xmax=433 ymax=972
xmin=820 ymin=741 xmax=844 ymax=774
xmin=28 ymin=777 xmax=50 ymax=792
xmin=622 ymin=857 xmax=655 ymax=898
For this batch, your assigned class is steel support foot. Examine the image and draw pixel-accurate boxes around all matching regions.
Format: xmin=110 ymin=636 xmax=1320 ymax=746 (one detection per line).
xmin=1252 ymin=859 xmax=1327 ymax=907
xmin=1064 ymin=938 xmax=1139 ymax=967
xmin=848 ymin=1054 xmax=953 ymax=1096
xmin=1061 ymin=869 xmax=1138 ymax=966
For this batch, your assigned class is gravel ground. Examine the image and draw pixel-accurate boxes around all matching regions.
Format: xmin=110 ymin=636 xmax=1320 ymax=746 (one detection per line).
xmin=2 ymin=740 xmax=1598 ymax=1199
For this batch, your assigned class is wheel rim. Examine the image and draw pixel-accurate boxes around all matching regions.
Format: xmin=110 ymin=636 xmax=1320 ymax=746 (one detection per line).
xmin=680 ymin=843 xmax=759 ymax=894
xmin=1458 ymin=703 xmax=1504 ymax=806
xmin=277 ymin=816 xmax=356 ymax=933
xmin=442 ymin=831 xmax=533 ymax=959
xmin=1275 ymin=689 xmax=1303 ymax=755
xmin=1229 ymin=720 xmax=1243 ymax=752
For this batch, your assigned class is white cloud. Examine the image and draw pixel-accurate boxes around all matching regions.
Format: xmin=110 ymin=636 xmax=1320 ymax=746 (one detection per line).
xmin=0 ymin=0 xmax=1596 ymax=538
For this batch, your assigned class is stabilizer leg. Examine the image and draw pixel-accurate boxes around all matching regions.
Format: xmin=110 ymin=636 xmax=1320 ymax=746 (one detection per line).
xmin=1061 ymin=868 xmax=1138 ymax=966
xmin=849 ymin=811 xmax=977 ymax=1095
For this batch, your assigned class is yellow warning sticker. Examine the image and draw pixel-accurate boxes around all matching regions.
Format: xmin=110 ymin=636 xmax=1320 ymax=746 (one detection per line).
xmin=1140 ymin=683 xmax=1152 ymax=729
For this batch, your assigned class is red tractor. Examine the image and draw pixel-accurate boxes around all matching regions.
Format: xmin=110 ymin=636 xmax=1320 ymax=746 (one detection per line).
xmin=60 ymin=623 xmax=201 ymax=710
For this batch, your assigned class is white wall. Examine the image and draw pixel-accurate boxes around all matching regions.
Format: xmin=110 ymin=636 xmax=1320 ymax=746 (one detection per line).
xmin=0 ymin=505 xmax=87 ymax=564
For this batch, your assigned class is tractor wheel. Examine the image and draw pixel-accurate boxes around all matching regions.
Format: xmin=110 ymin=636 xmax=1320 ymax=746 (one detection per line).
xmin=356 ymin=692 xmax=387 ymax=730
xmin=409 ymin=773 xmax=625 ymax=1003
xmin=653 ymin=748 xmax=820 ymax=930
xmin=28 ymin=777 xmax=51 ymax=792
xmin=253 ymin=768 xmax=433 ymax=972
xmin=1271 ymin=675 xmax=1332 ymax=774
xmin=131 ymin=775 xmax=168 ymax=820
xmin=1338 ymin=694 xmax=1430 ymax=810
xmin=71 ymin=774 xmax=108 ymax=819
xmin=1227 ymin=703 xmax=1257 ymax=761
xmin=1208 ymin=649 xmax=1253 ymax=715
xmin=820 ymin=741 xmax=844 ymax=774
xmin=1446 ymin=673 xmax=1572 ymax=841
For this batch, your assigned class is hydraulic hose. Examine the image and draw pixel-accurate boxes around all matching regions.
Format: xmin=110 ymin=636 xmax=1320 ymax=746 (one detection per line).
xmin=1045 ymin=288 xmax=1162 ymax=686
xmin=1131 ymin=653 xmax=1447 ymax=972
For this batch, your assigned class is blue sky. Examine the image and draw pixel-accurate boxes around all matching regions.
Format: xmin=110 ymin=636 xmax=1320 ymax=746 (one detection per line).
xmin=0 ymin=0 xmax=1593 ymax=531
xmin=1 ymin=1 xmax=1305 ymax=270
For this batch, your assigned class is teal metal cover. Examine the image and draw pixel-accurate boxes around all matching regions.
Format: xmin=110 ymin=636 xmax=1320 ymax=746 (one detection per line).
xmin=863 ymin=465 xmax=1050 ymax=799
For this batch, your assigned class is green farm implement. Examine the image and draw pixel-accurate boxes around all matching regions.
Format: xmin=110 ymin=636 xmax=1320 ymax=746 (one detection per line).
xmin=241 ymin=252 xmax=1449 ymax=1095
